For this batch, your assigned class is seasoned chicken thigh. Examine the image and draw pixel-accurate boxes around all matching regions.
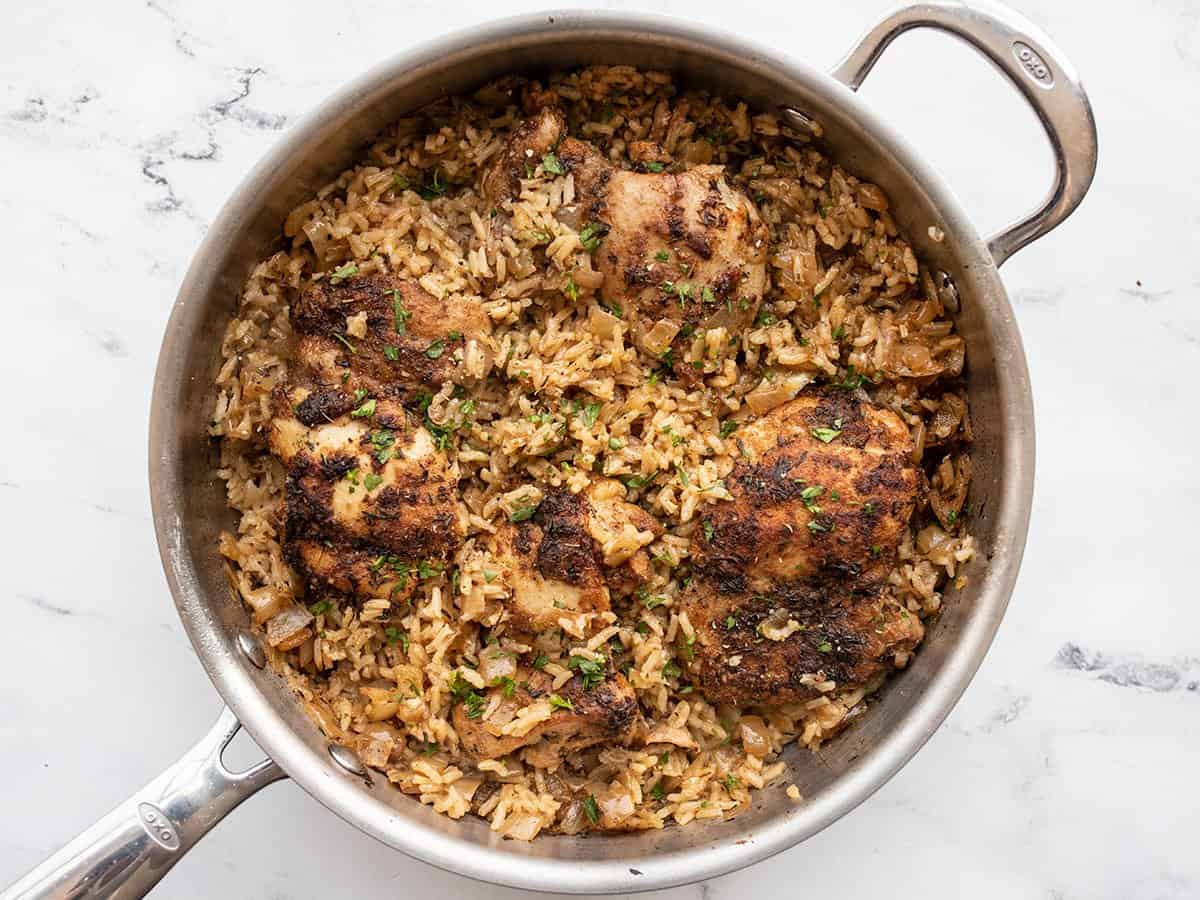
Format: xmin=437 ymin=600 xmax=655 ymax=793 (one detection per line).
xmin=269 ymin=276 xmax=473 ymax=600
xmin=484 ymin=108 xmax=769 ymax=358
xmin=452 ymin=668 xmax=642 ymax=763
xmin=488 ymin=479 xmax=662 ymax=631
xmin=682 ymin=390 xmax=923 ymax=704
xmin=294 ymin=273 xmax=490 ymax=402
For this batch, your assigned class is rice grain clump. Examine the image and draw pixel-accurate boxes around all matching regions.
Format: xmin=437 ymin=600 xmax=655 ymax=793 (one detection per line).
xmin=211 ymin=67 xmax=975 ymax=840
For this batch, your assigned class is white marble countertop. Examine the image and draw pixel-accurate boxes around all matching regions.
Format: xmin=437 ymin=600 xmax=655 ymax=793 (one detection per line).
xmin=2 ymin=0 xmax=1197 ymax=897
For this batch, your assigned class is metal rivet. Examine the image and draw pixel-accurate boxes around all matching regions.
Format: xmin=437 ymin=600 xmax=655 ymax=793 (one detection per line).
xmin=780 ymin=107 xmax=817 ymax=134
xmin=328 ymin=743 xmax=369 ymax=778
xmin=236 ymin=631 xmax=266 ymax=669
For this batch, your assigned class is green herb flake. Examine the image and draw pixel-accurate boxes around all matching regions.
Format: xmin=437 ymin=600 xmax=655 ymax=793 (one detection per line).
xmin=724 ymin=774 xmax=741 ymax=793
xmin=719 ymin=420 xmax=739 ymax=439
xmin=350 ymin=398 xmax=376 ymax=419
xmin=807 ymin=518 xmax=831 ymax=534
xmin=817 ymin=640 xmax=833 ymax=653
xmin=654 ymin=250 xmax=670 ymax=262
xmin=580 ymin=402 xmax=602 ymax=428
xmin=532 ymin=653 xmax=549 ymax=669
xmin=810 ymin=426 xmax=842 ymax=443
xmin=650 ymin=781 xmax=665 ymax=801
xmin=662 ymin=661 xmax=682 ymax=679
xmin=333 ymin=333 xmax=357 ymax=355
xmin=578 ymin=222 xmax=608 ymax=252
xmin=644 ymin=161 xmax=666 ymax=173
xmin=582 ymin=794 xmax=600 ymax=824
xmin=309 ymin=599 xmax=332 ymax=615
xmin=381 ymin=344 xmax=400 ymax=361
xmin=702 ymin=520 xmax=715 ymax=543
xmin=548 ymin=693 xmax=573 ymax=711
xmin=725 ymin=615 xmax=736 ymax=629
xmin=425 ymin=340 xmax=446 ymax=359
xmin=608 ymin=437 xmax=624 ymax=450
xmin=509 ymin=501 xmax=540 ymax=523
xmin=542 ymin=153 xmax=565 ymax=176
xmin=328 ymin=263 xmax=358 ymax=284
xmin=568 ymin=655 xmax=606 ymax=690
xmin=363 ymin=472 xmax=383 ymax=491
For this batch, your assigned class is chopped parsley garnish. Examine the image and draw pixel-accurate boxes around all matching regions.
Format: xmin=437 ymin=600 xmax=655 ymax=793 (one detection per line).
xmin=568 ymin=655 xmax=605 ymax=690
xmin=862 ymin=501 xmax=876 ymax=515
xmin=548 ymin=693 xmax=573 ymax=711
xmin=492 ymin=675 xmax=517 ymax=698
xmin=417 ymin=559 xmax=442 ymax=579
xmin=580 ymin=402 xmax=602 ymax=427
xmin=418 ymin=169 xmax=447 ymax=200
xmin=719 ymin=420 xmax=739 ymax=439
xmin=756 ymin=311 xmax=777 ymax=327
xmin=309 ymin=599 xmax=332 ymax=615
xmin=582 ymin=794 xmax=600 ymax=824
xmin=676 ymin=465 xmax=689 ymax=486
xmin=650 ymin=781 xmax=665 ymax=801
xmin=578 ymin=222 xmax=608 ymax=251
xmin=947 ymin=509 xmax=959 ymax=524
xmin=371 ymin=429 xmax=395 ymax=463
xmin=608 ymin=437 xmax=624 ymax=450
xmin=800 ymin=485 xmax=825 ymax=513
xmin=605 ymin=299 xmax=623 ymax=318
xmin=817 ymin=640 xmax=833 ymax=653
xmin=542 ymin=152 xmax=565 ymax=176
xmin=724 ymin=775 xmax=741 ymax=793
xmin=807 ymin=518 xmax=831 ymax=534
xmin=350 ymin=398 xmax=376 ymax=418
xmin=393 ymin=173 xmax=410 ymax=191
xmin=383 ymin=344 xmax=400 ymax=361
xmin=563 ymin=273 xmax=579 ymax=302
xmin=384 ymin=626 xmax=402 ymax=645
xmin=363 ymin=472 xmax=383 ymax=491
xmin=622 ymin=473 xmax=654 ymax=490
xmin=389 ymin=289 xmax=411 ymax=334
xmin=654 ymin=250 xmax=670 ymax=262
xmin=422 ymin=741 xmax=438 ymax=756
xmin=328 ymin=263 xmax=358 ymax=284
xmin=810 ymin=426 xmax=842 ymax=443
xmin=725 ymin=615 xmax=736 ymax=629
xmin=700 ymin=285 xmax=716 ymax=304
xmin=532 ymin=653 xmax=549 ymax=669
xmin=448 ymin=672 xmax=486 ymax=719
xmin=425 ymin=339 xmax=446 ymax=359
xmin=333 ymin=333 xmax=357 ymax=354
xmin=662 ymin=661 xmax=682 ymax=679
xmin=509 ymin=501 xmax=540 ymax=523
xmin=644 ymin=161 xmax=666 ymax=172
xmin=870 ymin=544 xmax=882 ymax=558
xmin=702 ymin=520 xmax=715 ymax=542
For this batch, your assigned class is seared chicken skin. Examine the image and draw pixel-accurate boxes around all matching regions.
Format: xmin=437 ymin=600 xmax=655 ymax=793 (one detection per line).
xmin=452 ymin=667 xmax=643 ymax=763
xmin=269 ymin=274 xmax=474 ymax=599
xmin=293 ymin=273 xmax=490 ymax=402
xmin=484 ymin=108 xmax=770 ymax=358
xmin=489 ymin=479 xmax=662 ymax=631
xmin=683 ymin=390 xmax=924 ymax=705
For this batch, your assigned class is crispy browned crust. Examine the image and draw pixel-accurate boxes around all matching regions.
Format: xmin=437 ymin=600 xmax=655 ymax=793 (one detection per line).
xmin=480 ymin=107 xmax=566 ymax=203
xmin=294 ymin=273 xmax=487 ymax=402
xmin=453 ymin=670 xmax=643 ymax=761
xmin=684 ymin=391 xmax=923 ymax=705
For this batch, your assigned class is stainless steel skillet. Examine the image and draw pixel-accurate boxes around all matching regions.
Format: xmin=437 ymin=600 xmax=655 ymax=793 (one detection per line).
xmin=2 ymin=2 xmax=1095 ymax=896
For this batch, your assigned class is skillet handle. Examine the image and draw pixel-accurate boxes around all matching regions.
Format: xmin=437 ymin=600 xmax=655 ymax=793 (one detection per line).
xmin=831 ymin=0 xmax=1097 ymax=267
xmin=0 ymin=707 xmax=285 ymax=900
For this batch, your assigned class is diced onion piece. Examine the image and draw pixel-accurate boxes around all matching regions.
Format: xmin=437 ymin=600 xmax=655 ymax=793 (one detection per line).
xmin=640 ymin=319 xmax=680 ymax=355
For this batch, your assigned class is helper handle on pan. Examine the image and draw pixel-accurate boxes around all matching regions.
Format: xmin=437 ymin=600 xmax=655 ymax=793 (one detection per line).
xmin=0 ymin=707 xmax=285 ymax=900
xmin=831 ymin=0 xmax=1097 ymax=267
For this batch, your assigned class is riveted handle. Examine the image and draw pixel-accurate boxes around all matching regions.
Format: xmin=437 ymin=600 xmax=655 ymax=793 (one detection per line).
xmin=831 ymin=0 xmax=1097 ymax=267
xmin=0 ymin=707 xmax=285 ymax=900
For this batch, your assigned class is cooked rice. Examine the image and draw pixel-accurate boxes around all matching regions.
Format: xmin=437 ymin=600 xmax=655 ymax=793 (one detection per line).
xmin=210 ymin=66 xmax=975 ymax=840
